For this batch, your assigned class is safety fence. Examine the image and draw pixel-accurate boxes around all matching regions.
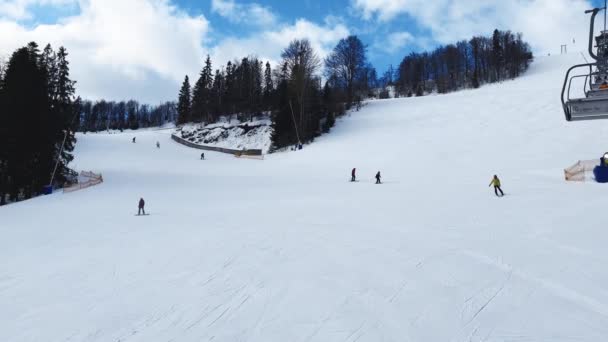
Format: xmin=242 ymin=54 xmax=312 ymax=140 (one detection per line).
xmin=564 ymin=159 xmax=599 ymax=181
xmin=171 ymin=134 xmax=263 ymax=156
xmin=63 ymin=171 xmax=103 ymax=193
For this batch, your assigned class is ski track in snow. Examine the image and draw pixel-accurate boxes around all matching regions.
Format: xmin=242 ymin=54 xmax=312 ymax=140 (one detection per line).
xmin=3 ymin=54 xmax=608 ymax=341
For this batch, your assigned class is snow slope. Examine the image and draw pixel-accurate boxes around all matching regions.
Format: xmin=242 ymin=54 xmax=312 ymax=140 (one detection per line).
xmin=3 ymin=54 xmax=608 ymax=342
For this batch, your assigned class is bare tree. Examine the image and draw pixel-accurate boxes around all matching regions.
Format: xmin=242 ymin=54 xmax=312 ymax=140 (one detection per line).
xmin=280 ymin=39 xmax=321 ymax=139
xmin=325 ymin=35 xmax=367 ymax=107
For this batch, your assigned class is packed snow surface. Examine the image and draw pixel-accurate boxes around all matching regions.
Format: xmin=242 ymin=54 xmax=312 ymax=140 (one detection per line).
xmin=3 ymin=54 xmax=608 ymax=341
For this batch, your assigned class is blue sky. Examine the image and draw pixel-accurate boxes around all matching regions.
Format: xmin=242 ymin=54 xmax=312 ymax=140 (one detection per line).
xmin=0 ymin=0 xmax=602 ymax=102
xmin=173 ymin=0 xmax=435 ymax=73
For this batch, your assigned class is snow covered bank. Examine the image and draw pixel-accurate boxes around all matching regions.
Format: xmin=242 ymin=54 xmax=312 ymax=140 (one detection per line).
xmin=175 ymin=117 xmax=272 ymax=153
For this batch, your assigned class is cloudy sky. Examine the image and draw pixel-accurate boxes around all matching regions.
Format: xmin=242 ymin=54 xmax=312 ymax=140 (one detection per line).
xmin=0 ymin=0 xmax=603 ymax=102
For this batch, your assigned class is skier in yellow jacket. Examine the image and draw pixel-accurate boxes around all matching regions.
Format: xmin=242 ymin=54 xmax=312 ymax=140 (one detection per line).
xmin=489 ymin=175 xmax=504 ymax=197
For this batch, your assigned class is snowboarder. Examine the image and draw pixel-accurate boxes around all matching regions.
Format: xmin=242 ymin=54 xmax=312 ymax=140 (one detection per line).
xmin=351 ymin=168 xmax=356 ymax=182
xmin=132 ymin=137 xmax=136 ymax=143
xmin=375 ymin=171 xmax=381 ymax=184
xmin=200 ymin=152 xmax=205 ymax=160
xmin=156 ymin=141 xmax=160 ymax=148
xmin=489 ymin=175 xmax=504 ymax=197
xmin=138 ymin=197 xmax=145 ymax=215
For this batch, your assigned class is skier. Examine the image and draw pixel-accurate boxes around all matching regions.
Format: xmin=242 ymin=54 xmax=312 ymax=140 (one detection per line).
xmin=351 ymin=168 xmax=356 ymax=182
xmin=156 ymin=141 xmax=160 ymax=148
xmin=489 ymin=175 xmax=504 ymax=197
xmin=200 ymin=152 xmax=205 ymax=160
xmin=138 ymin=197 xmax=145 ymax=215
xmin=132 ymin=137 xmax=136 ymax=143
xmin=375 ymin=171 xmax=381 ymax=184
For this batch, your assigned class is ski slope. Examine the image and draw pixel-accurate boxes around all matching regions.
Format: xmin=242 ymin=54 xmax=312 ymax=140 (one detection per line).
xmin=3 ymin=54 xmax=608 ymax=341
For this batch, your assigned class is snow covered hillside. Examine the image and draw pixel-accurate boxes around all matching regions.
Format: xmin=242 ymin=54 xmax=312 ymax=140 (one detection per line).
xmin=3 ymin=53 xmax=608 ymax=342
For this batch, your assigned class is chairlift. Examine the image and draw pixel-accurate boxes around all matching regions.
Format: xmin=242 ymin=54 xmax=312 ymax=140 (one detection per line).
xmin=561 ymin=0 xmax=608 ymax=121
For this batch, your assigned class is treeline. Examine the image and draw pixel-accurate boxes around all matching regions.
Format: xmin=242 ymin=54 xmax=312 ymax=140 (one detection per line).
xmin=177 ymin=35 xmax=377 ymax=150
xmin=77 ymin=100 xmax=176 ymax=132
xmin=178 ymin=55 xmax=270 ymax=124
xmin=393 ymin=29 xmax=533 ymax=97
xmin=0 ymin=42 xmax=77 ymax=205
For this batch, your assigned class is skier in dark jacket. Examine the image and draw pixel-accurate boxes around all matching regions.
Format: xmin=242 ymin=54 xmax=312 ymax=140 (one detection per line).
xmin=156 ymin=141 xmax=160 ymax=148
xmin=351 ymin=168 xmax=356 ymax=182
xmin=132 ymin=137 xmax=136 ymax=143
xmin=138 ymin=198 xmax=145 ymax=215
xmin=489 ymin=175 xmax=504 ymax=197
xmin=201 ymin=152 xmax=205 ymax=160
xmin=375 ymin=171 xmax=381 ymax=184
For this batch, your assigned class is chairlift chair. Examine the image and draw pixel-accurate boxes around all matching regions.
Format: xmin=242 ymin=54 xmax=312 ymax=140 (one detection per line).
xmin=562 ymin=2 xmax=608 ymax=121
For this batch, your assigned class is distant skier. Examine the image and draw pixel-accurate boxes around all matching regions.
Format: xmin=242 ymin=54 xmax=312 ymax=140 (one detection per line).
xmin=132 ymin=137 xmax=136 ymax=143
xmin=375 ymin=171 xmax=381 ymax=184
xmin=156 ymin=141 xmax=160 ymax=148
xmin=489 ymin=175 xmax=504 ymax=197
xmin=351 ymin=168 xmax=356 ymax=182
xmin=200 ymin=152 xmax=205 ymax=160
xmin=138 ymin=197 xmax=145 ymax=215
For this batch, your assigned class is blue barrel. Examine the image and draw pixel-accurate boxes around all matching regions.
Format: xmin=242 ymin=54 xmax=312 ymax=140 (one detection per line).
xmin=42 ymin=185 xmax=53 ymax=195
xmin=594 ymin=165 xmax=608 ymax=183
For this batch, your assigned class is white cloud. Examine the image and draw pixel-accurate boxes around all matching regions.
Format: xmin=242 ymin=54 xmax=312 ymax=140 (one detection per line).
xmin=0 ymin=0 xmax=76 ymax=20
xmin=0 ymin=0 xmax=209 ymax=102
xmin=211 ymin=0 xmax=276 ymax=26
xmin=351 ymin=0 xmax=596 ymax=55
xmin=0 ymin=1 xmax=350 ymax=102
xmin=381 ymin=31 xmax=413 ymax=53
xmin=209 ymin=18 xmax=350 ymax=72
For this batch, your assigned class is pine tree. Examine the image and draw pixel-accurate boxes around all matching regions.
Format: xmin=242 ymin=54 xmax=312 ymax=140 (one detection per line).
xmin=224 ymin=61 xmax=236 ymax=115
xmin=177 ymin=75 xmax=191 ymax=124
xmin=191 ymin=55 xmax=213 ymax=123
xmin=492 ymin=29 xmax=503 ymax=81
xmin=203 ymin=55 xmax=214 ymax=121
xmin=263 ymin=61 xmax=273 ymax=111
xmin=127 ymin=100 xmax=139 ymax=130
xmin=42 ymin=44 xmax=57 ymax=101
xmin=470 ymin=37 xmax=481 ymax=88
xmin=2 ymin=44 xmax=51 ymax=199
xmin=51 ymin=46 xmax=77 ymax=185
xmin=0 ymin=57 xmax=6 ymax=204
xmin=322 ymin=82 xmax=335 ymax=132
xmin=252 ymin=60 xmax=263 ymax=117
xmin=191 ymin=73 xmax=205 ymax=122
xmin=270 ymin=78 xmax=296 ymax=150
xmin=210 ymin=69 xmax=224 ymax=117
